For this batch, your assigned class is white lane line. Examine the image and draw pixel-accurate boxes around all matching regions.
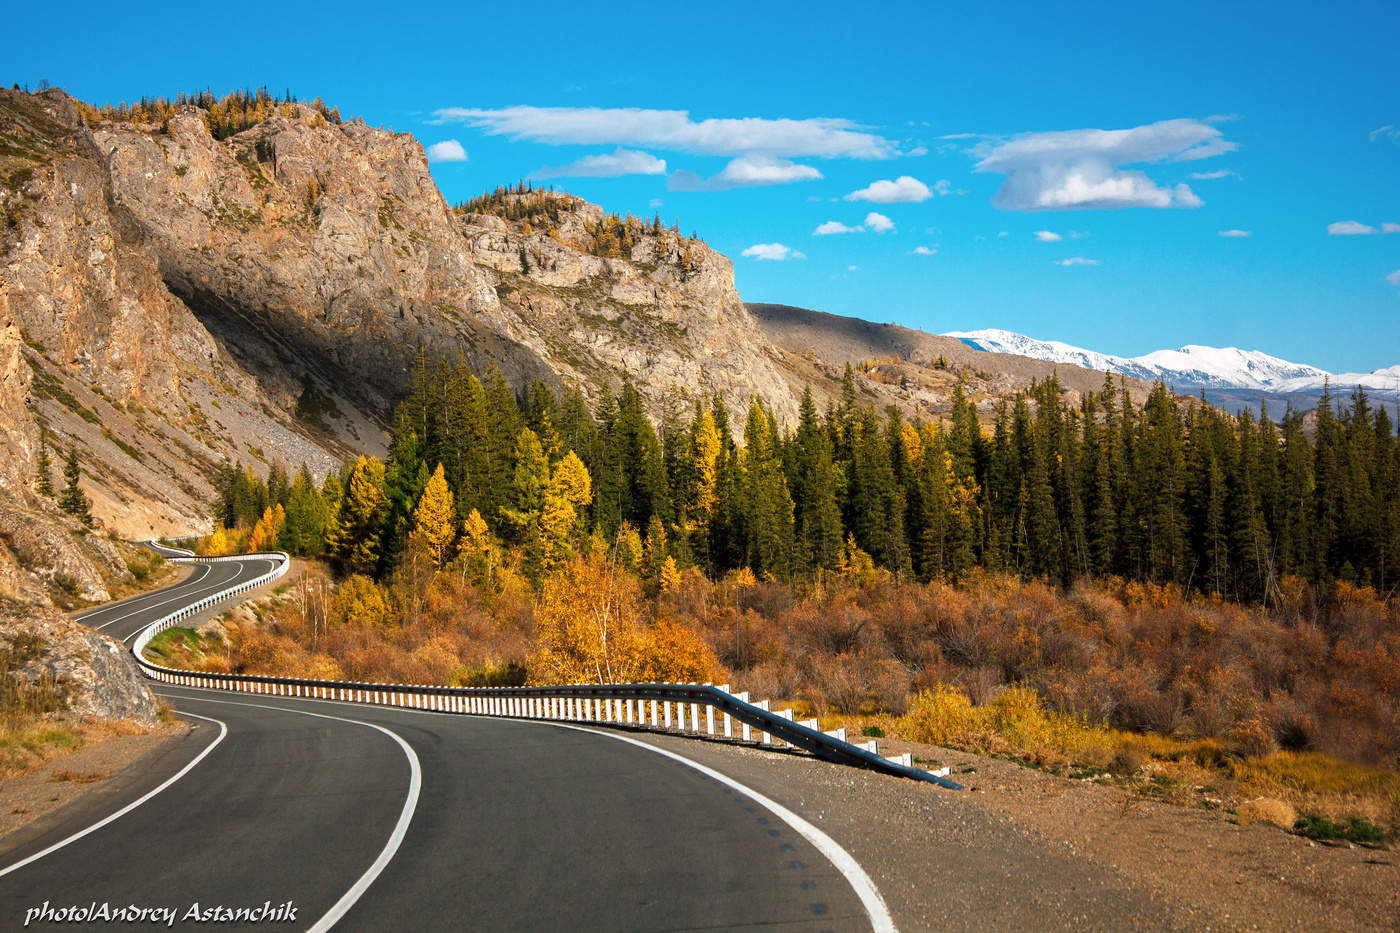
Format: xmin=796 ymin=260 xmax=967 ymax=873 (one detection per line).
xmin=97 ymin=558 xmax=274 ymax=640
xmin=71 ymin=558 xmax=207 ymax=623
xmin=531 ymin=720 xmax=898 ymax=933
xmin=162 ymin=693 xmax=422 ymax=932
xmin=0 ymin=711 xmax=228 ymax=879
xmin=76 ymin=563 xmax=214 ymax=626
xmin=156 ymin=686 xmax=892 ymax=932
xmin=91 ymin=563 xmax=221 ymax=631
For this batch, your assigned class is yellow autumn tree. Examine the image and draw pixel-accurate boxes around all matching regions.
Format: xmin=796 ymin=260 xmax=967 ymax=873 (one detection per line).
xmin=686 ymin=408 xmax=721 ymax=536
xmin=452 ymin=508 xmax=501 ymax=590
xmin=331 ymin=574 xmax=391 ymax=629
xmin=412 ymin=463 xmax=456 ymax=568
xmin=246 ymin=504 xmax=285 ymax=553
xmin=530 ymin=552 xmax=644 ymax=684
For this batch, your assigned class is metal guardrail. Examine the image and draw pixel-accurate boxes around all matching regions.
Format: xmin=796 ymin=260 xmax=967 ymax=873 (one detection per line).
xmin=132 ymin=549 xmax=962 ymax=790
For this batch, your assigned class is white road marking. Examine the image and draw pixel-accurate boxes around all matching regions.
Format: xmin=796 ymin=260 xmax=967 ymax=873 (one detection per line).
xmin=90 ymin=563 xmax=220 ymax=631
xmin=161 ymin=693 xmax=423 ymax=932
xmin=157 ymin=685 xmax=894 ymax=932
xmin=93 ymin=557 xmax=274 ymax=640
xmin=533 ymin=720 xmax=898 ymax=933
xmin=74 ymin=563 xmax=213 ymax=626
xmin=0 ymin=711 xmax=228 ymax=879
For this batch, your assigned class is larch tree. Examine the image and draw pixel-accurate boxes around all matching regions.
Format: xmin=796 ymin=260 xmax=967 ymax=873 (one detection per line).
xmin=413 ymin=463 xmax=457 ymax=568
xmin=329 ymin=456 xmax=387 ymax=575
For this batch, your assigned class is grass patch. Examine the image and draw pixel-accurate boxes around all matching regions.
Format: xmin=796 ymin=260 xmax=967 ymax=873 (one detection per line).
xmin=142 ymin=627 xmax=219 ymax=666
xmin=24 ymin=354 xmax=100 ymax=422
xmin=1293 ymin=813 xmax=1394 ymax=845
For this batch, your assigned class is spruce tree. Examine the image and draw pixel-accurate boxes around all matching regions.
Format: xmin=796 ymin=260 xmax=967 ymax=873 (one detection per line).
xmin=34 ymin=436 xmax=53 ymax=497
xmin=58 ymin=447 xmax=92 ymax=527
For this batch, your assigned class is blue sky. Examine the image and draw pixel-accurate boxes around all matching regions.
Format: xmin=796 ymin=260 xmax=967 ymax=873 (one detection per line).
xmin=8 ymin=0 xmax=1400 ymax=372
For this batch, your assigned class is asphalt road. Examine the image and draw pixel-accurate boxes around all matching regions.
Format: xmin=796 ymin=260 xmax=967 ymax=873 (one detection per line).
xmin=0 ymin=555 xmax=884 ymax=931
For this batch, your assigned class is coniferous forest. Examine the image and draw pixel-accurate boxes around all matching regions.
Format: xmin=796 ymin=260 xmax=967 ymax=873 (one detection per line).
xmin=215 ymin=356 xmax=1400 ymax=604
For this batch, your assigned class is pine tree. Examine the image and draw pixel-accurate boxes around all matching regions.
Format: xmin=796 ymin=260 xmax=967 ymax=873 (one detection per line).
xmin=58 ymin=447 xmax=92 ymax=527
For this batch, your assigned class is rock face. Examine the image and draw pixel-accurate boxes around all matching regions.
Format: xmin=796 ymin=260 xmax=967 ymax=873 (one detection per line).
xmin=1 ymin=607 xmax=160 ymax=725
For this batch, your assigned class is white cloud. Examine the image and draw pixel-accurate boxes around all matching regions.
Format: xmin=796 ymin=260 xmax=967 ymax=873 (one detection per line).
xmin=1188 ymin=169 xmax=1239 ymax=180
xmin=864 ymin=211 xmax=895 ymax=234
xmin=1329 ymin=220 xmax=1378 ymax=235
xmin=997 ymin=231 xmax=1009 ymax=238
xmin=1034 ymin=230 xmax=1063 ymax=242
xmin=814 ymin=220 xmax=861 ymax=235
xmin=1370 ymin=125 xmax=1398 ymax=144
xmin=910 ymin=245 xmax=938 ymax=255
xmin=1387 ymin=269 xmax=1400 ymax=287
xmin=1385 ymin=222 xmax=1400 ymax=234
xmin=844 ymin=175 xmax=933 ymax=203
xmin=970 ymin=118 xmax=1233 ymax=210
xmin=742 ymin=242 xmax=806 ymax=261
xmin=1055 ymin=257 xmax=1100 ymax=266
xmin=848 ymin=265 xmax=860 ymax=272
xmin=649 ymin=198 xmax=663 ymax=208
xmin=670 ymin=154 xmax=821 ymax=191
xmin=433 ymin=106 xmax=897 ymax=158
xmin=426 ymin=139 xmax=468 ymax=163
xmin=533 ymin=148 xmax=666 ymax=178
xmin=1218 ymin=229 xmax=1252 ymax=237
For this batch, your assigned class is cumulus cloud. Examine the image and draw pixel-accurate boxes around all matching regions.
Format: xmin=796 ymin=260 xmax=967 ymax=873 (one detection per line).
xmin=669 ymin=155 xmax=821 ymax=191
xmin=426 ymin=139 xmax=468 ymax=163
xmin=1055 ymin=257 xmax=1100 ymax=266
xmin=814 ymin=220 xmax=861 ymax=235
xmin=1188 ymin=169 xmax=1239 ymax=180
xmin=864 ymin=211 xmax=895 ymax=234
xmin=533 ymin=148 xmax=666 ymax=178
xmin=910 ymin=245 xmax=938 ymax=255
xmin=742 ymin=243 xmax=806 ymax=261
xmin=969 ymin=118 xmax=1233 ymax=210
xmin=844 ymin=175 xmax=933 ymax=203
xmin=1329 ymin=220 xmax=1378 ymax=235
xmin=433 ymin=106 xmax=897 ymax=159
xmin=1218 ymin=229 xmax=1253 ymax=237
xmin=1034 ymin=230 xmax=1063 ymax=242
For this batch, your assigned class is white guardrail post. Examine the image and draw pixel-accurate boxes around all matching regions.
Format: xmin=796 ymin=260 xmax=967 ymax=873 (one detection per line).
xmin=128 ymin=548 xmax=962 ymax=789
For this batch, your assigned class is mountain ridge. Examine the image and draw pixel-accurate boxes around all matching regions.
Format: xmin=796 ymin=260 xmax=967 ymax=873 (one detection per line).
xmin=947 ymin=328 xmax=1400 ymax=407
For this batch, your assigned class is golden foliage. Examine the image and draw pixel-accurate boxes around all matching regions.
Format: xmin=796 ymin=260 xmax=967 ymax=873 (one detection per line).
xmin=413 ymin=464 xmax=457 ymax=568
xmin=331 ymin=574 xmax=391 ymax=629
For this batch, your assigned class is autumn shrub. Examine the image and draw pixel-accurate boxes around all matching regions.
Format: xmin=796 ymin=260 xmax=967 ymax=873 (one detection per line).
xmin=1236 ymin=797 xmax=1297 ymax=829
xmin=332 ymin=574 xmax=391 ymax=629
xmin=902 ymin=685 xmax=976 ymax=746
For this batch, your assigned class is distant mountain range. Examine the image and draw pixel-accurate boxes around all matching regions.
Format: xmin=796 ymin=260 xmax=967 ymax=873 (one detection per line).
xmin=946 ymin=328 xmax=1400 ymax=411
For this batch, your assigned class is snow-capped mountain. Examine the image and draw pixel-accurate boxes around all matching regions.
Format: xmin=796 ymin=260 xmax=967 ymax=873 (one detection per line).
xmin=945 ymin=328 xmax=1399 ymax=399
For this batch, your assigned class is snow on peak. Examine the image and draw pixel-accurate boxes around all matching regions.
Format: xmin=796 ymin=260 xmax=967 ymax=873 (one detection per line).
xmin=945 ymin=328 xmax=1395 ymax=395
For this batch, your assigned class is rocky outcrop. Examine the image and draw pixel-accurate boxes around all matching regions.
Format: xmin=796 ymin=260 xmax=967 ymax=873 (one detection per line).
xmin=1 ymin=606 xmax=160 ymax=724
xmin=94 ymin=107 xmax=802 ymax=426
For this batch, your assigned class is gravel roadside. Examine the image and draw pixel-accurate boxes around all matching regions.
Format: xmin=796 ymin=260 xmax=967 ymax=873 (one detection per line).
xmin=621 ymin=728 xmax=1398 ymax=931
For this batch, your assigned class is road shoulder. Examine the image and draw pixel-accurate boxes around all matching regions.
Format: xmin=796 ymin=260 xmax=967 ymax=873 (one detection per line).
xmin=0 ymin=719 xmax=195 ymax=860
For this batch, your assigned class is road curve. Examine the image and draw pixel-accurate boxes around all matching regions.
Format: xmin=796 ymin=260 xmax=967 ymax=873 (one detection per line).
xmin=0 ymin=554 xmax=883 ymax=931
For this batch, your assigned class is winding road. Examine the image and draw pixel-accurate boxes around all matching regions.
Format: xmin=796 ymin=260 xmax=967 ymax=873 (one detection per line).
xmin=0 ymin=552 xmax=887 ymax=931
